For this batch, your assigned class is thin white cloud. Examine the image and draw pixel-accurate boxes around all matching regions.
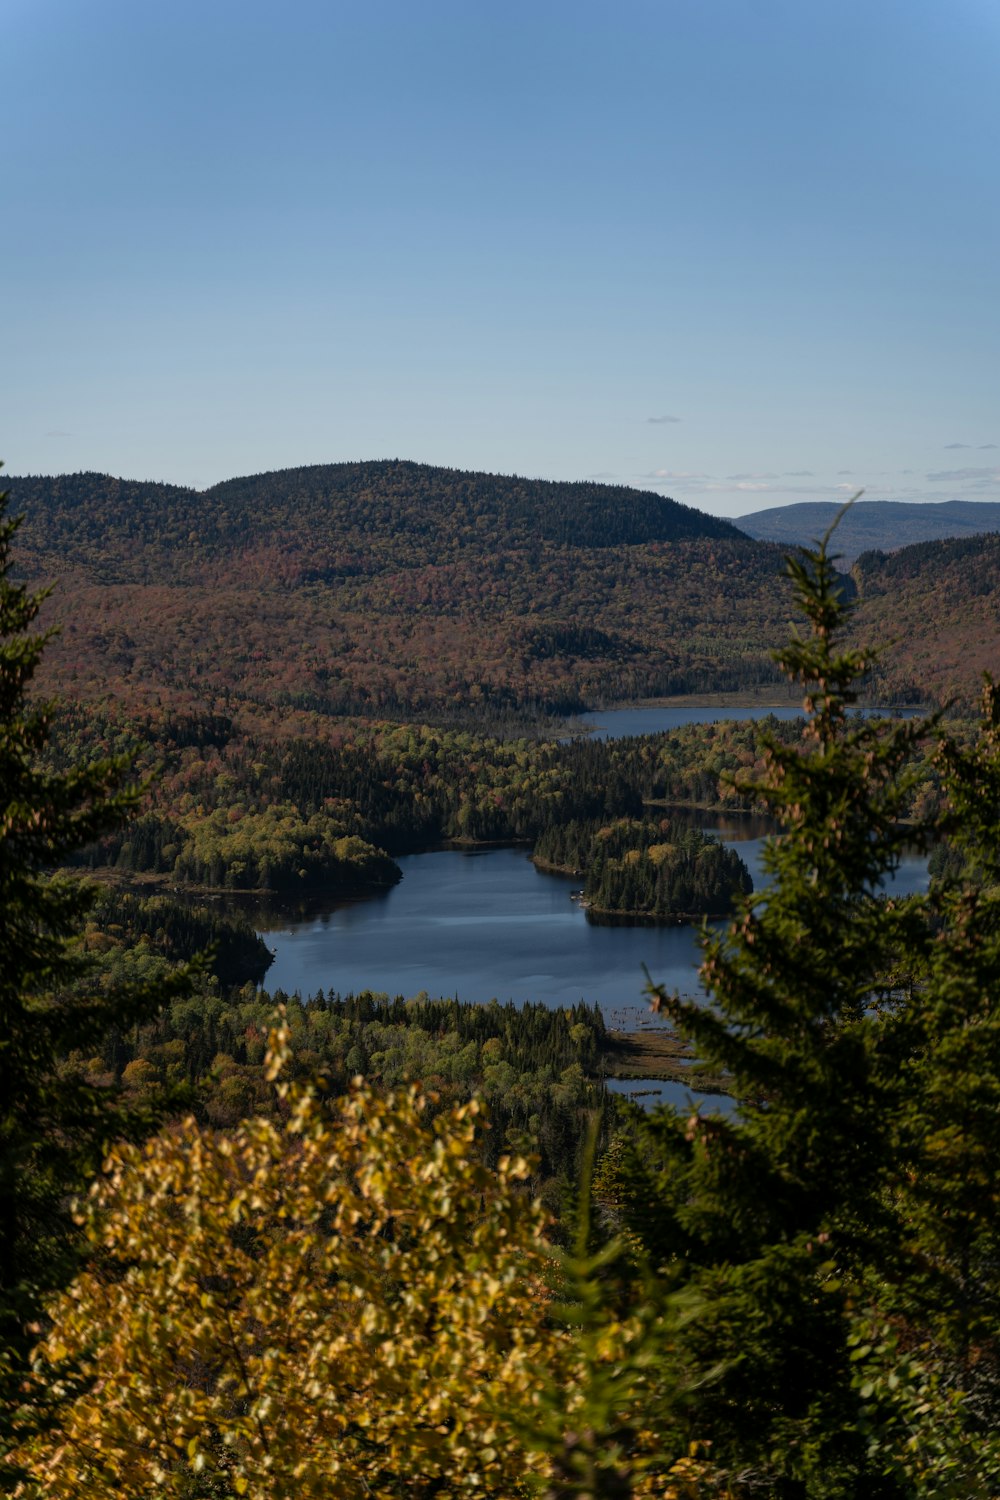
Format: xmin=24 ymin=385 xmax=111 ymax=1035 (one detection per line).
xmin=641 ymin=469 xmax=708 ymax=480
xmin=638 ymin=468 xmax=865 ymax=500
xmin=927 ymin=466 xmax=1000 ymax=483
xmin=923 ymin=465 xmax=1000 ymax=483
xmin=646 ymin=414 xmax=682 ymax=425
xmin=626 ymin=464 xmax=990 ymax=510
xmin=703 ymin=480 xmax=854 ymax=498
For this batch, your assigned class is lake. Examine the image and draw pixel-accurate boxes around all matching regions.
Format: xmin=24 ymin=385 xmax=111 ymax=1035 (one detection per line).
xmin=565 ymin=703 xmax=806 ymax=740
xmin=257 ymin=703 xmax=930 ymax=1031
xmin=565 ymin=702 xmax=926 ymax=741
xmin=260 ymin=843 xmax=727 ymax=1029
xmin=605 ymin=1077 xmax=740 ymax=1117
xmin=258 ymin=808 xmax=929 ymax=1028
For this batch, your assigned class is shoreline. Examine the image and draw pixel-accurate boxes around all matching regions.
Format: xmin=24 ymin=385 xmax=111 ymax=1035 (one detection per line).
xmin=601 ymin=1028 xmax=731 ymax=1097
xmin=564 ymin=689 xmax=929 ymax=720
xmin=580 ymin=688 xmax=798 ymax=711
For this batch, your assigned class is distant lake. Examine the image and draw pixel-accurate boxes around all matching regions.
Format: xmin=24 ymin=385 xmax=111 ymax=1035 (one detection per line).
xmin=606 ymin=1077 xmax=740 ymax=1117
xmin=565 ymin=704 xmax=806 ymax=740
xmin=257 ymin=813 xmax=928 ymax=1027
xmin=256 ymin=701 xmax=929 ymax=1029
xmin=565 ymin=702 xmax=925 ymax=741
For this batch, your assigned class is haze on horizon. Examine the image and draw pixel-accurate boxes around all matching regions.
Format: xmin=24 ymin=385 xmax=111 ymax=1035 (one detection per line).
xmin=3 ymin=0 xmax=999 ymax=519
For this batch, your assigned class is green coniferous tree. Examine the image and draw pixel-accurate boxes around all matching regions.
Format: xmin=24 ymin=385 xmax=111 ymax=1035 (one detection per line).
xmin=0 ymin=471 xmax=182 ymax=1481
xmin=890 ymin=681 xmax=1000 ymax=1448
xmin=625 ymin=523 xmax=951 ymax=1496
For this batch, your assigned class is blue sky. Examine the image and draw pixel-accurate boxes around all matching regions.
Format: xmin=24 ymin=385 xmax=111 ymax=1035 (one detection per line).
xmin=3 ymin=0 xmax=998 ymax=517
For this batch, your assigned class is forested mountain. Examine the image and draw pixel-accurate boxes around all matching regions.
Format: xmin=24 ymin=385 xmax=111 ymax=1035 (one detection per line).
xmin=9 ymin=461 xmax=1000 ymax=720
xmin=738 ymin=497 xmax=1000 ymax=563
xmin=7 ymin=462 xmax=742 ymax=578
xmin=8 ymin=462 xmax=794 ymax=722
xmin=851 ymin=531 xmax=1000 ymax=707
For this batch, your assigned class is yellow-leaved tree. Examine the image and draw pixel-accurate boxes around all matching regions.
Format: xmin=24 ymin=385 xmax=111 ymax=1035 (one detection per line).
xmin=18 ymin=1020 xmax=551 ymax=1497
xmin=16 ymin=1020 xmax=695 ymax=1499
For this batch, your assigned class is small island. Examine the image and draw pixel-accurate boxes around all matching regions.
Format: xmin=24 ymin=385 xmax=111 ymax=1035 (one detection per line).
xmin=533 ymin=815 xmax=753 ymax=921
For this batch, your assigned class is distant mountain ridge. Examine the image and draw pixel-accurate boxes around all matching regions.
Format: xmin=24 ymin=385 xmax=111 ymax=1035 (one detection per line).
xmin=5 ymin=461 xmax=788 ymax=724
xmin=737 ymin=499 xmax=1000 ymax=563
xmin=8 ymin=461 xmax=1000 ymax=720
xmin=7 ymin=461 xmax=741 ymax=584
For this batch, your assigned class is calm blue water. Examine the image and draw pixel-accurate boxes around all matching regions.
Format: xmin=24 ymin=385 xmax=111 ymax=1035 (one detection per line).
xmin=260 ymin=846 xmax=712 ymax=1028
xmin=567 ymin=704 xmax=805 ymax=740
xmin=566 ymin=703 xmax=925 ymax=741
xmin=258 ymin=704 xmax=930 ymax=1027
xmin=605 ymin=1077 xmax=740 ymax=1117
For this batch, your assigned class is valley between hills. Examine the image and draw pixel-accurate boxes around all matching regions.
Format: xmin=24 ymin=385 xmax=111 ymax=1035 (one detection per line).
xmin=7 ymin=458 xmax=989 ymax=923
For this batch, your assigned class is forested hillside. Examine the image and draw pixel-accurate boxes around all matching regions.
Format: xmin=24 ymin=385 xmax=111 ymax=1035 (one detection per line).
xmin=8 ymin=463 xmax=794 ymax=722
xmin=6 ymin=462 xmax=743 ymax=571
xmin=852 ymin=532 xmax=1000 ymax=707
xmin=57 ymin=705 xmax=786 ymax=915
xmin=11 ymin=462 xmax=995 ymax=722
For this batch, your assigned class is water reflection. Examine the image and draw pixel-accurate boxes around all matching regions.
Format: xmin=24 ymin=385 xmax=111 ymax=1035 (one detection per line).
xmin=565 ymin=702 xmax=925 ymax=742
xmin=566 ymin=704 xmax=806 ymax=741
xmin=258 ymin=845 xmax=713 ymax=1026
xmin=605 ymin=1077 xmax=740 ymax=1117
xmin=254 ymin=695 xmax=929 ymax=1018
xmin=256 ymin=815 xmax=928 ymax=1021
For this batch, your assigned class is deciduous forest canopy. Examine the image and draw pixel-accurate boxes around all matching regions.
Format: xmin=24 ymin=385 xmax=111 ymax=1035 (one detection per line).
xmin=8 ymin=462 xmax=997 ymax=723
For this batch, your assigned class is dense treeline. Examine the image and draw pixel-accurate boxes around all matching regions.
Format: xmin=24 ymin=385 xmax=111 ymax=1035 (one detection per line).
xmin=81 ymin=806 xmax=400 ymax=894
xmin=7 ymin=462 xmax=743 ymax=578
xmin=78 ymin=983 xmax=617 ymax=1198
xmin=534 ymin=815 xmax=753 ymax=918
xmin=60 ymin=710 xmax=643 ymax=890
xmin=852 ymin=530 xmax=1000 ymax=708
xmin=83 ymin=887 xmax=272 ymax=988
xmin=51 ymin=702 xmax=947 ymax=918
